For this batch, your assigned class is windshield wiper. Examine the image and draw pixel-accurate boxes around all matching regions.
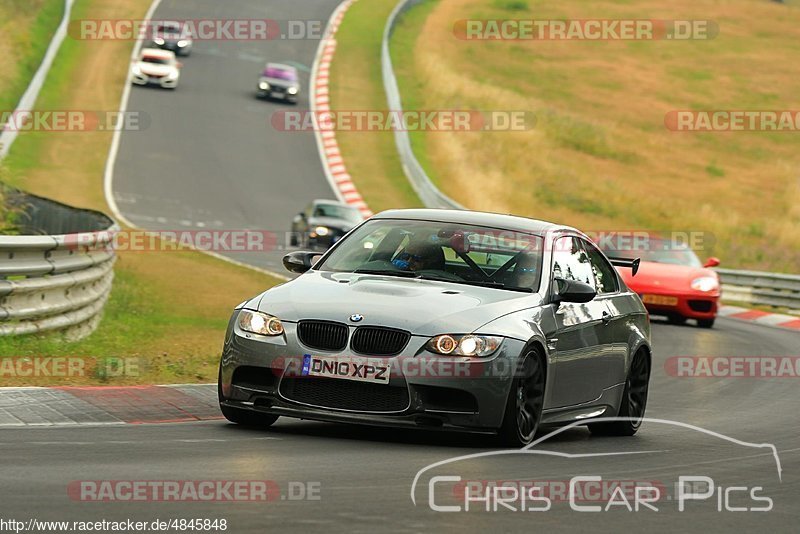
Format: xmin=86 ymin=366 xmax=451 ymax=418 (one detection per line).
xmin=352 ymin=268 xmax=420 ymax=278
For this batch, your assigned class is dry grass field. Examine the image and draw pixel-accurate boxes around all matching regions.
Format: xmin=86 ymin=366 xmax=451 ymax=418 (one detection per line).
xmin=391 ymin=0 xmax=800 ymax=271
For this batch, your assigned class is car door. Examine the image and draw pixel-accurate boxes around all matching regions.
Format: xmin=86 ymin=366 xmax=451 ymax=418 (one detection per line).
xmin=547 ymin=236 xmax=613 ymax=408
xmin=580 ymin=238 xmax=629 ymax=391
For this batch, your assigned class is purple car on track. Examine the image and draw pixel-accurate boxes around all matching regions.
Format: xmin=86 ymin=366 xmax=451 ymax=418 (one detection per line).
xmin=257 ymin=63 xmax=300 ymax=103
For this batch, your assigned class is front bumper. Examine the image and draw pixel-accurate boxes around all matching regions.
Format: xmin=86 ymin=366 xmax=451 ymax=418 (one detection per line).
xmin=219 ymin=314 xmax=524 ymax=432
xmin=132 ymin=73 xmax=178 ymax=89
xmin=307 ymin=231 xmax=344 ymax=249
xmin=256 ymin=87 xmax=299 ymax=102
xmin=638 ymin=290 xmax=719 ymax=320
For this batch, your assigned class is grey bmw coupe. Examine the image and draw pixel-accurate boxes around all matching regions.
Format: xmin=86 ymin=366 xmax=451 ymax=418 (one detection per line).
xmin=218 ymin=209 xmax=651 ymax=445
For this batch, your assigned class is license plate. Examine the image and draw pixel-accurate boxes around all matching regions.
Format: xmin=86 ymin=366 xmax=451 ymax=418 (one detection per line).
xmin=641 ymin=294 xmax=678 ymax=306
xmin=301 ymin=354 xmax=390 ymax=384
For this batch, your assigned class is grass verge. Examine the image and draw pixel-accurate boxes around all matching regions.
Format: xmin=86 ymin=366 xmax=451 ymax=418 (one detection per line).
xmin=0 ymin=0 xmax=64 ymax=113
xmin=1 ymin=0 xmax=283 ymax=385
xmin=329 ymin=0 xmax=422 ymax=212
xmin=389 ymin=0 xmax=800 ymax=272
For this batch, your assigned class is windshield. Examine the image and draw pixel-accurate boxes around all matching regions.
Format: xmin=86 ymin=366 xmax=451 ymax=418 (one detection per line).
xmin=156 ymin=24 xmax=183 ymax=36
xmin=312 ymin=204 xmax=362 ymax=223
xmin=316 ymin=219 xmax=544 ymax=292
xmin=263 ymin=66 xmax=297 ymax=81
xmin=600 ymin=238 xmax=703 ymax=267
xmin=142 ymin=56 xmax=171 ymax=65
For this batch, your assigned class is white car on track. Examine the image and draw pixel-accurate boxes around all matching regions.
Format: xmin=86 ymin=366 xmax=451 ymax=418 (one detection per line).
xmin=131 ymin=48 xmax=181 ymax=89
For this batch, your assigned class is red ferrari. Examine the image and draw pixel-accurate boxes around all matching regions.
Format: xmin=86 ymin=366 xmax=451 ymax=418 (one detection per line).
xmin=600 ymin=238 xmax=721 ymax=328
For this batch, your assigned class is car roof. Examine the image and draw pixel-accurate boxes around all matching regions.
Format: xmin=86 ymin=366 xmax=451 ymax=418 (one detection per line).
xmin=371 ymin=208 xmax=577 ymax=237
xmin=266 ymin=63 xmax=297 ymax=72
xmin=312 ymin=199 xmax=355 ymax=208
xmin=141 ymin=48 xmax=175 ymax=59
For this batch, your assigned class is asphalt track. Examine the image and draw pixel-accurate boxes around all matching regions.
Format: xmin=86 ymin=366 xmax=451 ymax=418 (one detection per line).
xmin=111 ymin=0 xmax=343 ymax=274
xmin=69 ymin=0 xmax=800 ymax=531
xmin=3 ymin=317 xmax=798 ymax=532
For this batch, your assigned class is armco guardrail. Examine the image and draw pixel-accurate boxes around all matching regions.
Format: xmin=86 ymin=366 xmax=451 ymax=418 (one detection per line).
xmin=382 ymin=0 xmax=463 ymax=210
xmin=717 ymin=269 xmax=800 ymax=311
xmin=0 ymin=190 xmax=116 ymax=339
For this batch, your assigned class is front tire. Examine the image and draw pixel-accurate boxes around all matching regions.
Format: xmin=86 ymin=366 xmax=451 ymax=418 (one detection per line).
xmin=697 ymin=318 xmax=715 ymax=328
xmin=220 ymin=404 xmax=278 ymax=427
xmin=498 ymin=349 xmax=546 ymax=447
xmin=589 ymin=349 xmax=650 ymax=437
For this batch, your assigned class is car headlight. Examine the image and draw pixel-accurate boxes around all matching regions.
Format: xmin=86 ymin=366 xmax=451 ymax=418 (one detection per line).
xmin=167 ymin=69 xmax=180 ymax=79
xmin=131 ymin=65 xmax=142 ymax=76
xmin=259 ymin=81 xmax=270 ymax=90
xmin=691 ymin=276 xmax=719 ymax=292
xmin=287 ymin=86 xmax=298 ymax=95
xmin=237 ymin=310 xmax=284 ymax=336
xmin=154 ymin=37 xmax=165 ymax=45
xmin=177 ymin=40 xmax=189 ymax=47
xmin=426 ymin=335 xmax=502 ymax=357
xmin=314 ymin=226 xmax=330 ymax=236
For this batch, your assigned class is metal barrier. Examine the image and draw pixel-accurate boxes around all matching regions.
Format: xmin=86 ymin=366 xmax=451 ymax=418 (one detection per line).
xmin=717 ymin=269 xmax=800 ymax=311
xmin=382 ymin=0 xmax=463 ymax=210
xmin=0 ymin=190 xmax=117 ymax=340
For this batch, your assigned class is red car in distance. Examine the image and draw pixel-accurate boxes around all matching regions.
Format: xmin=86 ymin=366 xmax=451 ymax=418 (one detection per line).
xmin=600 ymin=238 xmax=721 ymax=328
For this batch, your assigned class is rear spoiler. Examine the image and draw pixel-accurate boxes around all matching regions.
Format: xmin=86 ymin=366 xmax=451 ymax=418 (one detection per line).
xmin=608 ymin=257 xmax=641 ymax=277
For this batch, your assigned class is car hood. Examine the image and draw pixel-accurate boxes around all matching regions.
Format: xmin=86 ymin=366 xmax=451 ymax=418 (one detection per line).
xmin=137 ymin=62 xmax=175 ymax=76
xmin=307 ymin=216 xmax=357 ymax=231
xmin=254 ymin=270 xmax=542 ymax=336
xmin=619 ymin=261 xmax=718 ymax=292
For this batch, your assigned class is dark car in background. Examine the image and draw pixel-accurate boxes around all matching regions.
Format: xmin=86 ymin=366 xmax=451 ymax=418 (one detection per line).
xmin=151 ymin=21 xmax=193 ymax=56
xmin=290 ymin=200 xmax=364 ymax=249
xmin=257 ymin=63 xmax=300 ymax=103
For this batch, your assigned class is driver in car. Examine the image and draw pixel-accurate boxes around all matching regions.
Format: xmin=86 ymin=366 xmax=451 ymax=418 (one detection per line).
xmin=392 ymin=242 xmax=444 ymax=272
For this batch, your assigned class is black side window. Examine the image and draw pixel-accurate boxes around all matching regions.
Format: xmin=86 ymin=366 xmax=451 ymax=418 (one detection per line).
xmin=582 ymin=240 xmax=619 ymax=295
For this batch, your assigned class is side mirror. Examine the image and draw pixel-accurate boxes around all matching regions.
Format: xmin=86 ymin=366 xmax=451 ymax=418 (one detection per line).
xmin=282 ymin=251 xmax=320 ymax=274
xmin=298 ymin=212 xmax=306 ymax=219
xmin=552 ymin=278 xmax=596 ymax=305
xmin=704 ymin=257 xmax=720 ymax=268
